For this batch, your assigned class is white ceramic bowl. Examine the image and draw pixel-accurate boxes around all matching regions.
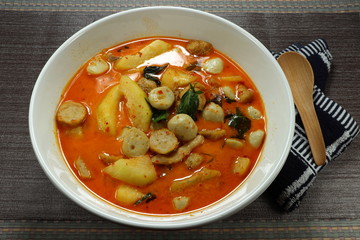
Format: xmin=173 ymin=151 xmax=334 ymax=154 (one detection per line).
xmin=29 ymin=6 xmax=294 ymax=229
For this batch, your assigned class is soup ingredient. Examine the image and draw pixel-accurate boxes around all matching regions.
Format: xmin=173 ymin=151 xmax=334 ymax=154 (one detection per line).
xmin=114 ymin=40 xmax=172 ymax=70
xmin=224 ymin=138 xmax=245 ymax=149
xmin=57 ymin=101 xmax=87 ymax=127
xmin=170 ymin=167 xmax=221 ymax=192
xmin=167 ymin=114 xmax=198 ymax=141
xmin=74 ymin=157 xmax=92 ymax=179
xmin=247 ymin=106 xmax=262 ymax=120
xmin=149 ymin=128 xmax=179 ymax=154
xmin=137 ymin=77 xmax=157 ymax=93
xmin=219 ymin=75 xmax=242 ymax=82
xmin=143 ymin=65 xmax=168 ymax=86
xmin=118 ymin=75 xmax=152 ymax=131
xmin=115 ymin=185 xmax=144 ymax=205
xmin=134 ymin=192 xmax=157 ymax=206
xmin=96 ymin=84 xmax=123 ymax=135
xmin=237 ymin=84 xmax=254 ymax=103
xmin=248 ymin=130 xmax=265 ymax=149
xmin=202 ymin=102 xmax=224 ymax=123
xmin=148 ymin=86 xmax=175 ymax=110
xmin=203 ymin=57 xmax=224 ymax=74
xmin=66 ymin=126 xmax=83 ymax=137
xmin=177 ymin=85 xmax=202 ymax=120
xmin=103 ymin=155 xmax=157 ymax=187
xmin=222 ymin=86 xmax=236 ymax=100
xmin=179 ymin=84 xmax=206 ymax=111
xmin=150 ymin=107 xmax=169 ymax=123
xmin=227 ymin=108 xmax=251 ymax=139
xmin=172 ymin=196 xmax=190 ymax=211
xmin=198 ymin=129 xmax=226 ymax=140
xmin=86 ymin=56 xmax=109 ymax=75
xmin=161 ymin=67 xmax=198 ymax=90
xmin=233 ymin=157 xmax=251 ymax=175
xmin=57 ymin=37 xmax=266 ymax=214
xmin=186 ymin=40 xmax=213 ymax=56
xmin=98 ymin=152 xmax=121 ymax=165
xmin=121 ymin=127 xmax=149 ymax=157
xmin=184 ymin=153 xmax=204 ymax=169
xmin=152 ymin=135 xmax=204 ymax=165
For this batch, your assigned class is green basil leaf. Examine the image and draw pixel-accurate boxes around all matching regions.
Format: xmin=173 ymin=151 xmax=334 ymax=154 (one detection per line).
xmin=177 ymin=84 xmax=202 ymax=120
xmin=227 ymin=107 xmax=251 ymax=139
xmin=143 ymin=65 xmax=168 ymax=86
xmin=134 ymin=192 xmax=157 ymax=206
xmin=145 ymin=98 xmax=169 ymax=123
xmin=152 ymin=109 xmax=169 ymax=123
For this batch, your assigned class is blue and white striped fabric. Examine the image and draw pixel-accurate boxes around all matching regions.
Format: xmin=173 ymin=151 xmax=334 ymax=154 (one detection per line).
xmin=269 ymin=39 xmax=359 ymax=211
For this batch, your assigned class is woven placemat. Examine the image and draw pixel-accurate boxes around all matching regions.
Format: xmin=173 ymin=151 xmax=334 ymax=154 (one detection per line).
xmin=0 ymin=0 xmax=359 ymax=13
xmin=2 ymin=219 xmax=360 ymax=239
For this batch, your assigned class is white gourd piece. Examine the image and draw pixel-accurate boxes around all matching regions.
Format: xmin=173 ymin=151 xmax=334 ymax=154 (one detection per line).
xmin=173 ymin=196 xmax=190 ymax=211
xmin=96 ymin=84 xmax=123 ymax=136
xmin=65 ymin=126 xmax=83 ymax=137
xmin=86 ymin=56 xmax=109 ymax=75
xmin=247 ymin=106 xmax=262 ymax=120
xmin=98 ymin=152 xmax=122 ymax=165
xmin=114 ymin=40 xmax=172 ymax=70
xmin=224 ymin=138 xmax=245 ymax=149
xmin=118 ymin=76 xmax=152 ymax=132
xmin=233 ymin=157 xmax=251 ymax=175
xmin=74 ymin=157 xmax=92 ymax=179
xmin=218 ymin=76 xmax=243 ymax=82
xmin=167 ymin=114 xmax=198 ymax=142
xmin=161 ymin=67 xmax=199 ymax=91
xmin=103 ymin=155 xmax=157 ymax=186
xmin=121 ymin=127 xmax=149 ymax=157
xmin=222 ymin=86 xmax=236 ymax=100
xmin=202 ymin=102 xmax=224 ymax=123
xmin=203 ymin=57 xmax=224 ymax=74
xmin=237 ymin=84 xmax=254 ymax=103
xmin=115 ymin=185 xmax=144 ymax=205
xmin=148 ymin=86 xmax=175 ymax=110
xmin=248 ymin=130 xmax=265 ymax=149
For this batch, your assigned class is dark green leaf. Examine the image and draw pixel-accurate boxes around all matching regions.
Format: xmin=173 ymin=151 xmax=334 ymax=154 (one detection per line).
xmin=152 ymin=109 xmax=169 ymax=123
xmin=143 ymin=65 xmax=168 ymax=86
xmin=224 ymin=96 xmax=236 ymax=103
xmin=144 ymin=73 xmax=161 ymax=85
xmin=134 ymin=192 xmax=157 ymax=206
xmin=177 ymin=84 xmax=202 ymax=120
xmin=145 ymin=98 xmax=169 ymax=123
xmin=227 ymin=108 xmax=251 ymax=139
xmin=209 ymin=94 xmax=223 ymax=106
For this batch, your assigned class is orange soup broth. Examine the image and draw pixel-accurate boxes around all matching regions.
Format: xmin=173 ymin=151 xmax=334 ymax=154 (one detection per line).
xmin=57 ymin=37 xmax=266 ymax=214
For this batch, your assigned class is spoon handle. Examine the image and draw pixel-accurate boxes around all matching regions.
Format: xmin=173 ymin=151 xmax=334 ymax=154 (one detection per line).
xmin=296 ymin=98 xmax=326 ymax=166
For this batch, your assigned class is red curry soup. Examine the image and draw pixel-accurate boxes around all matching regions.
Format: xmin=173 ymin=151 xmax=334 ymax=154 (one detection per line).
xmin=56 ymin=37 xmax=266 ymax=214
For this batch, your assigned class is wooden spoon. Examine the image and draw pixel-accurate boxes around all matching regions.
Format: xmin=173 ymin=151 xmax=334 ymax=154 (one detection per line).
xmin=277 ymin=51 xmax=326 ymax=166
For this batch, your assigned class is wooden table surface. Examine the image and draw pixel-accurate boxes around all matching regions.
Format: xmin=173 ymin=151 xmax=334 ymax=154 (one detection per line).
xmin=0 ymin=1 xmax=359 ymax=239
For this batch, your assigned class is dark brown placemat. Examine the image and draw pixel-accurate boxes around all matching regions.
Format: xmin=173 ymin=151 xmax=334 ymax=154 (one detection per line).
xmin=0 ymin=9 xmax=359 ymax=237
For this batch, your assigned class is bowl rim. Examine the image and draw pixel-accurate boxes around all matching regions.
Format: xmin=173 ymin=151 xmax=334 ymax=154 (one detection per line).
xmin=29 ymin=6 xmax=295 ymax=229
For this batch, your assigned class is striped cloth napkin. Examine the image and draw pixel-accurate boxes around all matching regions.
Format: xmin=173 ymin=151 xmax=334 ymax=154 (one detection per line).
xmin=268 ymin=39 xmax=359 ymax=211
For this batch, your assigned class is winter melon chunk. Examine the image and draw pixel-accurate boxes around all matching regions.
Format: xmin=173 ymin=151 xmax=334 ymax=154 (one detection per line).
xmin=103 ymin=155 xmax=157 ymax=186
